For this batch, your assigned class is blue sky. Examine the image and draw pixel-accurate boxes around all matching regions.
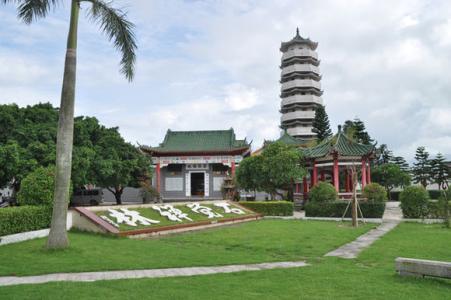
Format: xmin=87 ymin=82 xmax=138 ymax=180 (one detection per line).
xmin=1 ymin=0 xmax=451 ymax=161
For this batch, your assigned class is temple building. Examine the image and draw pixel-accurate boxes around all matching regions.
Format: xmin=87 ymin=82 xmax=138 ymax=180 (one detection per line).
xmin=140 ymin=129 xmax=250 ymax=201
xmin=280 ymin=28 xmax=323 ymax=140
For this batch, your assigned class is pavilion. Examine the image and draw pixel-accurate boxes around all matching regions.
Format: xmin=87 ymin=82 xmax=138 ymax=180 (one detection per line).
xmin=296 ymin=126 xmax=376 ymax=199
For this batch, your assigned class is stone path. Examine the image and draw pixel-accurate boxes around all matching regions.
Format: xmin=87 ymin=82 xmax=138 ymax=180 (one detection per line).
xmin=325 ymin=202 xmax=402 ymax=259
xmin=0 ymin=261 xmax=308 ymax=287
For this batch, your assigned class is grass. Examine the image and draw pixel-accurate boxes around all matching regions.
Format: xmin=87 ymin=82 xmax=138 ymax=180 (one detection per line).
xmin=96 ymin=203 xmax=256 ymax=231
xmin=0 ymin=222 xmax=449 ymax=299
xmin=0 ymin=219 xmax=373 ymax=276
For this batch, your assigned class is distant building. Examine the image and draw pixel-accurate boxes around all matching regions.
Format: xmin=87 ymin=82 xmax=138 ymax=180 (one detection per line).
xmin=280 ymin=28 xmax=323 ymax=140
xmin=140 ymin=129 xmax=250 ymax=201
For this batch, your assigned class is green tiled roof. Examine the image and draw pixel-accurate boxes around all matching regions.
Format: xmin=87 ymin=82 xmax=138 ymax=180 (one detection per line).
xmin=144 ymin=129 xmax=250 ymax=153
xmin=300 ymin=131 xmax=375 ymax=158
xmin=276 ymin=131 xmax=311 ymax=146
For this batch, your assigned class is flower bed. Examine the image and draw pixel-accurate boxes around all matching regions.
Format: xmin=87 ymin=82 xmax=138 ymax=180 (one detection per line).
xmin=73 ymin=201 xmax=260 ymax=236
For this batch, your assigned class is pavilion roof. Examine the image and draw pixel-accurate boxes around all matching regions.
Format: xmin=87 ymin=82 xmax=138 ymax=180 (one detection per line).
xmin=280 ymin=28 xmax=318 ymax=52
xmin=276 ymin=130 xmax=311 ymax=146
xmin=300 ymin=129 xmax=375 ymax=159
xmin=140 ymin=128 xmax=250 ymax=155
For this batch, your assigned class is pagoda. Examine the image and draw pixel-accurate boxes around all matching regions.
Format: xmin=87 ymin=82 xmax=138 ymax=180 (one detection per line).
xmin=279 ymin=28 xmax=323 ymax=140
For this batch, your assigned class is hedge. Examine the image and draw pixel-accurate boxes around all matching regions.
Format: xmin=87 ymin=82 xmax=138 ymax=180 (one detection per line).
xmin=0 ymin=206 xmax=52 ymax=236
xmin=425 ymin=200 xmax=451 ymax=219
xmin=305 ymin=201 xmax=386 ymax=218
xmin=239 ymin=201 xmax=294 ymax=216
xmin=391 ymin=190 xmax=443 ymax=201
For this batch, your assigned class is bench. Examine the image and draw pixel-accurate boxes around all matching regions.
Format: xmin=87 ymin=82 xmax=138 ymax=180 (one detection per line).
xmin=395 ymin=257 xmax=451 ymax=279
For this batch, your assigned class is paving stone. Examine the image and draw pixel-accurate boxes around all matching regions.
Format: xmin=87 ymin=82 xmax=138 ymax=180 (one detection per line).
xmin=325 ymin=204 xmax=403 ymax=259
xmin=0 ymin=261 xmax=309 ymax=287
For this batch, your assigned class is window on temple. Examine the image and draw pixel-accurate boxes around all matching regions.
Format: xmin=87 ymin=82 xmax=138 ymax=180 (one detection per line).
xmin=167 ymin=164 xmax=183 ymax=175
xmin=212 ymin=163 xmax=228 ymax=175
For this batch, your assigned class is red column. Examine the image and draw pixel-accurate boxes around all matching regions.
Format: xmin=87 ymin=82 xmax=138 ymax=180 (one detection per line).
xmin=312 ymin=160 xmax=318 ymax=186
xmin=231 ymin=161 xmax=236 ymax=177
xmin=345 ymin=169 xmax=350 ymax=192
xmin=303 ymin=177 xmax=308 ymax=199
xmin=367 ymin=160 xmax=371 ymax=184
xmin=333 ymin=156 xmax=339 ymax=192
xmin=361 ymin=158 xmax=367 ymax=189
xmin=295 ymin=183 xmax=300 ymax=193
xmin=320 ymin=170 xmax=325 ymax=181
xmin=156 ymin=163 xmax=161 ymax=193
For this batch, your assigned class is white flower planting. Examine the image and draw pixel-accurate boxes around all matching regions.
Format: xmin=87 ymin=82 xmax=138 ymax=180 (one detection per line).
xmin=214 ymin=202 xmax=245 ymax=214
xmin=107 ymin=208 xmax=160 ymax=227
xmin=187 ymin=202 xmax=223 ymax=218
xmin=100 ymin=215 xmax=119 ymax=228
xmin=121 ymin=208 xmax=160 ymax=226
xmin=152 ymin=204 xmax=193 ymax=222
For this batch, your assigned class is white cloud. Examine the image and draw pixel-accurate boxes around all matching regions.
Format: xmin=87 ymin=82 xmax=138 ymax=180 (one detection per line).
xmin=1 ymin=0 xmax=451 ymax=160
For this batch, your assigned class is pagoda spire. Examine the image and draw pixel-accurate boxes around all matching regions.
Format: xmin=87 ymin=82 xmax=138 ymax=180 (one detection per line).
xmin=296 ymin=27 xmax=300 ymax=37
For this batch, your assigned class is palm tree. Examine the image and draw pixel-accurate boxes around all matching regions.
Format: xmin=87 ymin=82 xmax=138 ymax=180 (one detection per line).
xmin=2 ymin=0 xmax=137 ymax=249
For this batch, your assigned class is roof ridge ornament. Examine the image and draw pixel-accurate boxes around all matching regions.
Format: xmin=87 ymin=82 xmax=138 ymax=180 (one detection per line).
xmin=296 ymin=27 xmax=300 ymax=37
xmin=338 ymin=125 xmax=342 ymax=132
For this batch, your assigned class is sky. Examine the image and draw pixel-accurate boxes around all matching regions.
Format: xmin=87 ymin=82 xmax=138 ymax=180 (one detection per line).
xmin=1 ymin=0 xmax=451 ymax=161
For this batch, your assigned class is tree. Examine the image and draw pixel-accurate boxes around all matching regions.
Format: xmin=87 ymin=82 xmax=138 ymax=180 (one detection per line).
xmin=343 ymin=118 xmax=373 ymax=144
xmin=3 ymin=0 xmax=137 ymax=249
xmin=412 ymin=146 xmax=432 ymax=188
xmin=93 ymin=127 xmax=151 ymax=204
xmin=260 ymin=142 xmax=306 ymax=199
xmin=312 ymin=105 xmax=332 ymax=141
xmin=376 ymin=144 xmax=393 ymax=165
xmin=431 ymin=153 xmax=449 ymax=190
xmin=236 ymin=155 xmax=264 ymax=195
xmin=372 ymin=163 xmax=411 ymax=199
xmin=391 ymin=155 xmax=410 ymax=173
xmin=236 ymin=142 xmax=305 ymax=200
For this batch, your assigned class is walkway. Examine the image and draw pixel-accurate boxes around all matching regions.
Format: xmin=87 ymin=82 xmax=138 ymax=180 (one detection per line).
xmin=325 ymin=202 xmax=402 ymax=259
xmin=0 ymin=261 xmax=308 ymax=287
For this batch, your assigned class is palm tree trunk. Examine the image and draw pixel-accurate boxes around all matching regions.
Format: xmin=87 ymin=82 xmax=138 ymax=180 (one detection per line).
xmin=47 ymin=0 xmax=79 ymax=249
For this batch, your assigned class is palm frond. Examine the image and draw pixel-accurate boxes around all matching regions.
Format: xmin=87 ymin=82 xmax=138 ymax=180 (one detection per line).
xmin=17 ymin=0 xmax=60 ymax=24
xmin=82 ymin=0 xmax=137 ymax=81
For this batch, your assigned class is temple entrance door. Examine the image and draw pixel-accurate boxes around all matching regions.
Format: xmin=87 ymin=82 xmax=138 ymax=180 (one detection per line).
xmin=190 ymin=172 xmax=205 ymax=197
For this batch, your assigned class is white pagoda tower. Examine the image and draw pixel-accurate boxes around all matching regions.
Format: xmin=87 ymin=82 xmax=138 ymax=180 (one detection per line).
xmin=279 ymin=28 xmax=323 ymax=139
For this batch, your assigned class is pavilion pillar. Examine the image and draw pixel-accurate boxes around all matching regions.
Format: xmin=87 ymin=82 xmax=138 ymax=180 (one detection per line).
xmin=333 ymin=155 xmax=339 ymax=192
xmin=312 ymin=160 xmax=318 ymax=186
xmin=361 ymin=158 xmax=367 ymax=189
xmin=345 ymin=169 xmax=350 ymax=192
xmin=320 ymin=170 xmax=325 ymax=181
xmin=366 ymin=160 xmax=371 ymax=184
xmin=231 ymin=161 xmax=236 ymax=177
xmin=295 ymin=182 xmax=300 ymax=194
xmin=156 ymin=163 xmax=161 ymax=193
xmin=303 ymin=177 xmax=309 ymax=199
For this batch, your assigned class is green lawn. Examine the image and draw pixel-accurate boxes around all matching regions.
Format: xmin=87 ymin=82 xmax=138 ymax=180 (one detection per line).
xmin=1 ymin=222 xmax=450 ymax=299
xmin=0 ymin=219 xmax=373 ymax=276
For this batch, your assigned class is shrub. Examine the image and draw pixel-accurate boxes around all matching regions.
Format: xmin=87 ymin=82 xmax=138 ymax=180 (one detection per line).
xmin=428 ymin=190 xmax=442 ymax=200
xmin=362 ymin=183 xmax=387 ymax=203
xmin=17 ymin=165 xmax=55 ymax=206
xmin=428 ymin=198 xmax=451 ymax=219
xmin=400 ymin=186 xmax=429 ymax=218
xmin=0 ymin=205 xmax=52 ymax=236
xmin=305 ymin=201 xmax=385 ymax=218
xmin=309 ymin=182 xmax=337 ymax=203
xmin=239 ymin=201 xmax=293 ymax=216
